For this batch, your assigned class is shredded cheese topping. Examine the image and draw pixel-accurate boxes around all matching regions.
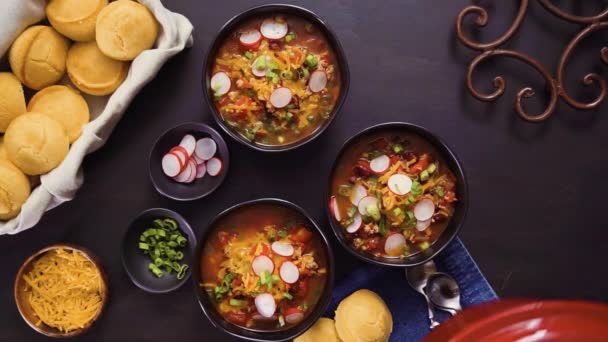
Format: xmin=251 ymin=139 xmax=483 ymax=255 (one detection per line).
xmin=22 ymin=248 xmax=103 ymax=333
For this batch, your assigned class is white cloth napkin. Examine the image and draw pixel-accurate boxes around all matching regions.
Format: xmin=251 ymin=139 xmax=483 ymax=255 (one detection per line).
xmin=0 ymin=0 xmax=194 ymax=235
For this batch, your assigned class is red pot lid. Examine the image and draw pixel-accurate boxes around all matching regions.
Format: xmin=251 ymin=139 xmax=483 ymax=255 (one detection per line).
xmin=425 ymin=299 xmax=608 ymax=342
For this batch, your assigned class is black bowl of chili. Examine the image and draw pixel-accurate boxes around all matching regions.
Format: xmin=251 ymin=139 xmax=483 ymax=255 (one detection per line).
xmin=192 ymin=198 xmax=335 ymax=341
xmin=202 ymin=4 xmax=350 ymax=152
xmin=327 ymin=122 xmax=468 ymax=267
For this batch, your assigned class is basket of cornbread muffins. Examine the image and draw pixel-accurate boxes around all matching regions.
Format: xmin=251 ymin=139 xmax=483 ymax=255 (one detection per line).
xmin=0 ymin=0 xmax=193 ymax=235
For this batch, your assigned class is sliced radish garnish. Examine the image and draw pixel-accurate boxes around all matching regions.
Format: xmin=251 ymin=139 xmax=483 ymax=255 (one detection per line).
xmin=388 ymin=174 xmax=412 ymax=196
xmin=384 ymin=232 xmax=406 ymax=256
xmin=169 ymin=146 xmax=189 ymax=167
xmin=346 ymin=213 xmax=363 ymax=233
xmin=416 ymin=218 xmax=432 ymax=231
xmin=284 ymin=308 xmax=305 ymax=324
xmin=251 ymin=55 xmax=268 ymax=77
xmin=308 ymin=70 xmax=327 ymax=93
xmin=193 ymin=154 xmax=205 ymax=165
xmin=252 ymin=255 xmax=274 ymax=276
xmin=239 ymin=29 xmax=262 ymax=49
xmin=349 ymin=184 xmax=367 ymax=205
xmin=358 ymin=196 xmax=379 ymax=216
xmin=254 ymin=293 xmax=276 ymax=318
xmin=329 ymin=196 xmax=341 ymax=222
xmin=195 ymin=138 xmax=217 ymax=161
xmin=269 ymin=87 xmax=292 ymax=108
xmin=161 ymin=154 xmax=182 ymax=177
xmin=260 ymin=18 xmax=288 ymax=40
xmin=179 ymin=135 xmax=196 ymax=156
xmin=414 ymin=198 xmax=436 ymax=221
xmin=271 ymin=241 xmax=294 ymax=257
xmin=210 ymin=72 xmax=231 ymax=95
xmin=207 ymin=157 xmax=223 ymax=176
xmin=279 ymin=261 xmax=299 ymax=284
xmin=369 ymin=155 xmax=390 ymax=174
xmin=173 ymin=161 xmax=193 ymax=183
xmin=196 ymin=162 xmax=207 ymax=179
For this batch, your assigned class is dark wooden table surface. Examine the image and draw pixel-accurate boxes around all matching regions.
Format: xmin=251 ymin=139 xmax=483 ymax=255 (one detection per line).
xmin=2 ymin=1 xmax=608 ymax=341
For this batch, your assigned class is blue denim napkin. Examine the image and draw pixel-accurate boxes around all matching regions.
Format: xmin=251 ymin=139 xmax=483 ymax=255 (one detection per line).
xmin=325 ymin=238 xmax=497 ymax=342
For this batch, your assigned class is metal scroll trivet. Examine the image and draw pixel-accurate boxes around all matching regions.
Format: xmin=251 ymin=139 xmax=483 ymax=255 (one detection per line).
xmin=456 ymin=0 xmax=608 ymax=122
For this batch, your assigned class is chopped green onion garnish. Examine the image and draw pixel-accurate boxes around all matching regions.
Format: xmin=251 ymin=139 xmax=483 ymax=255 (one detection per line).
xmin=307 ymin=115 xmax=315 ymax=122
xmin=278 ymin=230 xmax=288 ymax=238
xmin=305 ymin=54 xmax=318 ymax=68
xmin=244 ymin=51 xmax=253 ymax=59
xmin=435 ymin=186 xmax=445 ymax=197
xmin=229 ymin=298 xmax=244 ymax=306
xmin=406 ymin=210 xmax=414 ymax=221
xmin=255 ymin=56 xmax=266 ymax=69
xmin=419 ymin=241 xmax=430 ymax=250
xmin=420 ymin=170 xmax=429 ymax=182
xmin=392 ymin=207 xmax=402 ymax=216
xmin=392 ymin=144 xmax=404 ymax=154
xmin=285 ymin=112 xmax=294 ymax=121
xmin=283 ymin=292 xmax=293 ymax=300
xmin=285 ymin=32 xmax=297 ymax=42
xmin=427 ymin=163 xmax=437 ymax=174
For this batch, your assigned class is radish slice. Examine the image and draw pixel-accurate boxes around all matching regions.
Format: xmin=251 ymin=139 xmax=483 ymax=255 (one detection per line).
xmin=207 ymin=157 xmax=223 ymax=176
xmin=414 ymin=198 xmax=436 ymax=221
xmin=179 ymin=135 xmax=196 ymax=156
xmin=384 ymin=232 xmax=406 ymax=256
xmin=271 ymin=241 xmax=294 ymax=257
xmin=161 ymin=154 xmax=182 ymax=177
xmin=388 ymin=174 xmax=412 ymax=195
xmin=358 ymin=196 xmax=379 ymax=216
xmin=260 ymin=18 xmax=288 ymax=40
xmin=239 ymin=29 xmax=262 ymax=48
xmin=169 ymin=146 xmax=188 ymax=167
xmin=251 ymin=55 xmax=268 ymax=77
xmin=329 ymin=196 xmax=341 ymax=222
xmin=369 ymin=155 xmax=390 ymax=174
xmin=255 ymin=293 xmax=276 ymax=318
xmin=416 ymin=218 xmax=432 ymax=231
xmin=284 ymin=308 xmax=305 ymax=324
xmin=349 ymin=184 xmax=367 ymax=205
xmin=210 ymin=72 xmax=231 ymax=96
xmin=308 ymin=70 xmax=327 ymax=93
xmin=195 ymin=138 xmax=217 ymax=161
xmin=184 ymin=159 xmax=197 ymax=183
xmin=252 ymin=255 xmax=274 ymax=276
xmin=269 ymin=87 xmax=292 ymax=108
xmin=168 ymin=152 xmax=185 ymax=170
xmin=193 ymin=154 xmax=205 ymax=165
xmin=279 ymin=261 xmax=299 ymax=284
xmin=346 ymin=213 xmax=363 ymax=233
xmin=173 ymin=161 xmax=193 ymax=183
xmin=196 ymin=162 xmax=207 ymax=179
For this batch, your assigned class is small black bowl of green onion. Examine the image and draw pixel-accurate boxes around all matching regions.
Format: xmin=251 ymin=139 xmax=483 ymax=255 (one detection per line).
xmin=122 ymin=208 xmax=196 ymax=293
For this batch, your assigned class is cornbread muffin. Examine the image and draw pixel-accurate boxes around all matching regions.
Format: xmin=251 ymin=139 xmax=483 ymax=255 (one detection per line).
xmin=9 ymin=25 xmax=70 ymax=90
xmin=0 ymin=72 xmax=26 ymax=132
xmin=66 ymin=41 xmax=129 ymax=96
xmin=0 ymin=137 xmax=8 ymax=160
xmin=295 ymin=318 xmax=341 ymax=342
xmin=47 ymin=0 xmax=109 ymax=42
xmin=4 ymin=113 xmax=69 ymax=175
xmin=28 ymin=85 xmax=90 ymax=143
xmin=334 ymin=290 xmax=393 ymax=342
xmin=96 ymin=0 xmax=159 ymax=61
xmin=0 ymin=159 xmax=31 ymax=220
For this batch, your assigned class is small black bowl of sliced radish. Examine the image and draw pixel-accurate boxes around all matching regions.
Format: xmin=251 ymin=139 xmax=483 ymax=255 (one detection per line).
xmin=150 ymin=123 xmax=229 ymax=201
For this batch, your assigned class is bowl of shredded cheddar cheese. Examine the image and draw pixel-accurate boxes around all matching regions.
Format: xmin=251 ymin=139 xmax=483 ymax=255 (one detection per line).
xmin=14 ymin=244 xmax=108 ymax=338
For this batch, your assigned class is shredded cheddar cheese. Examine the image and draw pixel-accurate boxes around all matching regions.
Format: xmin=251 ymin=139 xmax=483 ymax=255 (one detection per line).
xmin=22 ymin=248 xmax=103 ymax=333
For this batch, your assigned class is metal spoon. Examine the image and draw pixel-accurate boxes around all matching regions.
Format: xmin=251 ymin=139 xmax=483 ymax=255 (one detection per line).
xmin=405 ymin=260 xmax=440 ymax=329
xmin=425 ymin=272 xmax=462 ymax=316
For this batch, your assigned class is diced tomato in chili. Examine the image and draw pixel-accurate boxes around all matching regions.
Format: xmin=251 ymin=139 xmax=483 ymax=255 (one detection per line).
xmin=364 ymin=237 xmax=381 ymax=251
xmin=250 ymin=243 xmax=270 ymax=256
xmin=293 ymin=278 xmax=309 ymax=298
xmin=444 ymin=191 xmax=456 ymax=203
xmin=290 ymin=228 xmax=313 ymax=243
xmin=226 ymin=311 xmax=247 ymax=325
xmin=410 ymin=154 xmax=430 ymax=174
